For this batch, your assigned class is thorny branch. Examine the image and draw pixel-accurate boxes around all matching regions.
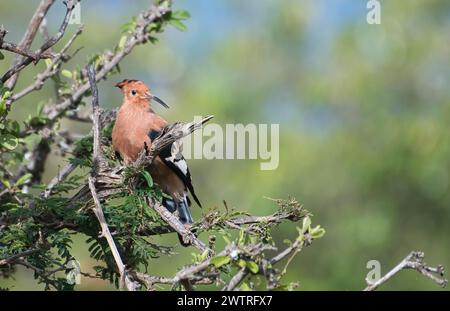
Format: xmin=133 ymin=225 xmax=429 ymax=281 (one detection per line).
xmin=1 ymin=0 xmax=76 ymax=85
xmin=147 ymin=196 xmax=211 ymax=254
xmin=6 ymin=26 xmax=84 ymax=107
xmin=0 ymin=249 xmax=39 ymax=266
xmin=88 ymin=177 xmax=137 ymax=291
xmin=0 ymin=32 xmax=54 ymax=60
xmin=2 ymin=0 xmax=55 ymax=89
xmin=364 ymin=251 xmax=447 ymax=291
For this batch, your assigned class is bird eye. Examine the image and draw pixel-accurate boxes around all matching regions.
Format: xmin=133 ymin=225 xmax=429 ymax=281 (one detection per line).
xmin=131 ymin=90 xmax=137 ymax=96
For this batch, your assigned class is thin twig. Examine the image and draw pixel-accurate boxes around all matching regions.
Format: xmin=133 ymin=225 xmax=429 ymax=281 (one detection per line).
xmin=1 ymin=0 xmax=76 ymax=84
xmin=0 ymin=39 xmax=53 ymax=60
xmin=3 ymin=0 xmax=55 ymax=89
xmin=364 ymin=251 xmax=447 ymax=291
xmin=7 ymin=26 xmax=84 ymax=106
xmin=88 ymin=177 xmax=135 ymax=290
xmin=148 ymin=196 xmax=210 ymax=254
xmin=270 ymin=238 xmax=302 ymax=265
xmin=42 ymin=162 xmax=76 ymax=198
xmin=222 ymin=267 xmax=248 ymax=291
xmin=86 ymin=65 xmax=101 ymax=165
xmin=0 ymin=248 xmax=39 ymax=266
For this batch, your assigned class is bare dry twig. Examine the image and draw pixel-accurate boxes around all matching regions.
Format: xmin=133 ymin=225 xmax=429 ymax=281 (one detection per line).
xmin=42 ymin=162 xmax=76 ymax=198
xmin=364 ymin=251 xmax=447 ymax=291
xmin=6 ymin=26 xmax=84 ymax=106
xmin=147 ymin=196 xmax=211 ymax=254
xmin=2 ymin=0 xmax=56 ymax=89
xmin=1 ymin=0 xmax=76 ymax=85
xmin=0 ymin=248 xmax=39 ymax=266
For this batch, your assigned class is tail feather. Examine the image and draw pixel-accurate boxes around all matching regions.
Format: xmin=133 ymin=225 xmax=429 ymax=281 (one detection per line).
xmin=162 ymin=195 xmax=194 ymax=247
xmin=177 ymin=196 xmax=194 ymax=224
xmin=161 ymin=196 xmax=193 ymax=224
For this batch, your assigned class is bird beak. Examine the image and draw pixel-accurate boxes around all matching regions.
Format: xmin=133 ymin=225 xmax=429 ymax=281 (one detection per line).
xmin=146 ymin=92 xmax=169 ymax=109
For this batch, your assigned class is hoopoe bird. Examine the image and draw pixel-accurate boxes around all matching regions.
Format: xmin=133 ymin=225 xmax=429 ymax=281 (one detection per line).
xmin=112 ymin=79 xmax=201 ymax=245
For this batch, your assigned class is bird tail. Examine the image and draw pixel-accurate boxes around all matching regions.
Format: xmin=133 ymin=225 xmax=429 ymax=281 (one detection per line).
xmin=177 ymin=195 xmax=194 ymax=224
xmin=162 ymin=195 xmax=193 ymax=224
xmin=162 ymin=195 xmax=194 ymax=247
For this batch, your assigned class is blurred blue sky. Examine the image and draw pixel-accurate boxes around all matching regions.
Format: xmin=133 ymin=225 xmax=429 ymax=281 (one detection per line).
xmin=5 ymin=0 xmax=366 ymax=70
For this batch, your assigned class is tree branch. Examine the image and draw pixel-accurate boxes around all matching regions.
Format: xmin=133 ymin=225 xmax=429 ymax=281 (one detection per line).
xmin=0 ymin=37 xmax=54 ymax=60
xmin=0 ymin=248 xmax=39 ymax=266
xmin=42 ymin=162 xmax=76 ymax=198
xmin=1 ymin=0 xmax=76 ymax=84
xmin=222 ymin=267 xmax=247 ymax=291
xmin=6 ymin=26 xmax=83 ymax=107
xmin=3 ymin=0 xmax=55 ymax=89
xmin=88 ymin=177 xmax=136 ymax=291
xmin=364 ymin=251 xmax=447 ymax=291
xmin=147 ymin=196 xmax=211 ymax=254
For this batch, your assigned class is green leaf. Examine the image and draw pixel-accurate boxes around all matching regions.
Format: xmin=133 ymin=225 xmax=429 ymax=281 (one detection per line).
xmin=283 ymin=239 xmax=292 ymax=246
xmin=2 ymin=90 xmax=12 ymax=100
xmin=0 ymin=51 xmax=4 ymax=60
xmin=296 ymin=226 xmax=304 ymax=242
xmin=28 ymin=116 xmax=49 ymax=127
xmin=121 ymin=19 xmax=137 ymax=34
xmin=169 ymin=20 xmax=187 ymax=32
xmin=238 ymin=228 xmax=245 ymax=245
xmin=237 ymin=259 xmax=246 ymax=268
xmin=210 ymin=255 xmax=231 ymax=268
xmin=302 ymin=216 xmax=311 ymax=233
xmin=0 ymin=100 xmax=6 ymax=117
xmin=198 ymin=250 xmax=209 ymax=262
xmin=141 ymin=171 xmax=153 ymax=188
xmin=8 ymin=120 xmax=20 ymax=134
xmin=61 ymin=69 xmax=73 ymax=79
xmin=117 ymin=35 xmax=128 ymax=50
xmin=246 ymin=261 xmax=259 ymax=274
xmin=14 ymin=173 xmax=32 ymax=187
xmin=2 ymin=179 xmax=11 ymax=189
xmin=0 ymin=134 xmax=19 ymax=150
xmin=172 ymin=10 xmax=191 ymax=20
xmin=310 ymin=226 xmax=326 ymax=239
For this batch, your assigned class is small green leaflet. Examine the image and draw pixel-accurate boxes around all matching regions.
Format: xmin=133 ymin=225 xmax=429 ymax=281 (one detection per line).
xmin=141 ymin=170 xmax=153 ymax=188
xmin=210 ymin=255 xmax=231 ymax=268
xmin=0 ymin=134 xmax=19 ymax=150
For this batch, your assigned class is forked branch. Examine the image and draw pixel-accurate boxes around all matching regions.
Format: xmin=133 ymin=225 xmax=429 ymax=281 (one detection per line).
xmin=364 ymin=251 xmax=447 ymax=291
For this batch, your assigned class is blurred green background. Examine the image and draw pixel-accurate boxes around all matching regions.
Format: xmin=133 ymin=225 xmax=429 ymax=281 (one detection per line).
xmin=1 ymin=0 xmax=449 ymax=290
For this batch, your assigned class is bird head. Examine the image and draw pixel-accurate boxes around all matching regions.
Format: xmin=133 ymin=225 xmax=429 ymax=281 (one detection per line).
xmin=115 ymin=79 xmax=169 ymax=108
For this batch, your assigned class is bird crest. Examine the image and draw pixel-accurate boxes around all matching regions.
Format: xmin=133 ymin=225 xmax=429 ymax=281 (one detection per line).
xmin=115 ymin=79 xmax=138 ymax=89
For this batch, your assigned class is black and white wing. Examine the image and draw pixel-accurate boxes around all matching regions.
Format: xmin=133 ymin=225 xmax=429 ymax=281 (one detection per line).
xmin=158 ymin=139 xmax=202 ymax=208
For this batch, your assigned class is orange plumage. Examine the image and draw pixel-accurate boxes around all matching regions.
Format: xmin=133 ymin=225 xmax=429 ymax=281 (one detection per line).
xmin=112 ymin=80 xmax=201 ymax=243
